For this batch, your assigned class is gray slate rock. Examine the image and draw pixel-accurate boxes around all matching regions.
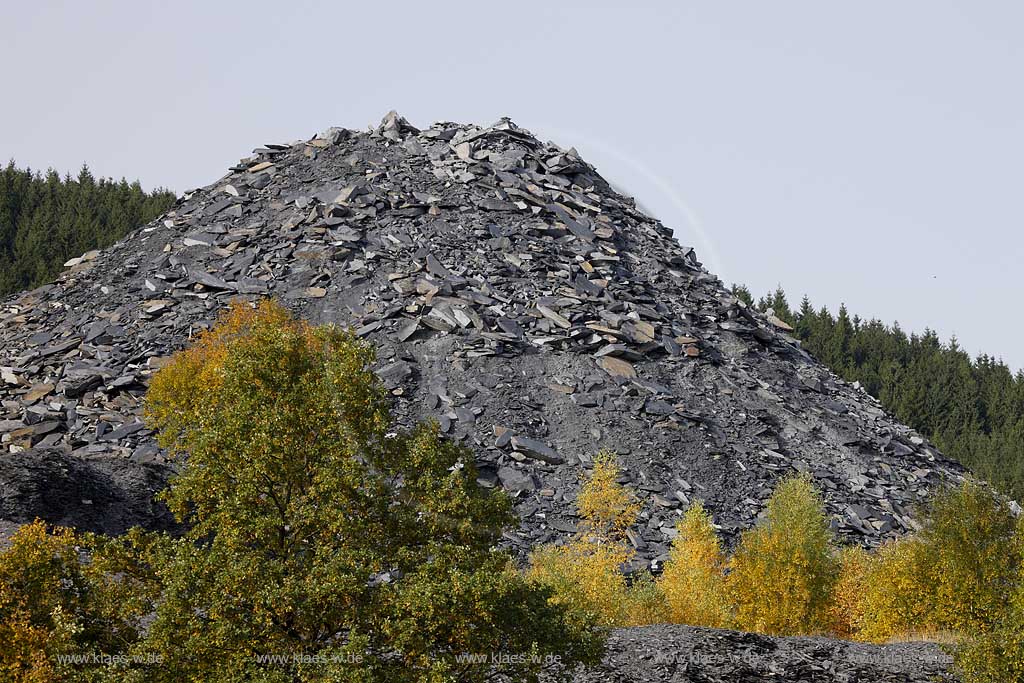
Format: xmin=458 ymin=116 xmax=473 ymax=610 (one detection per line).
xmin=0 ymin=112 xmax=970 ymax=567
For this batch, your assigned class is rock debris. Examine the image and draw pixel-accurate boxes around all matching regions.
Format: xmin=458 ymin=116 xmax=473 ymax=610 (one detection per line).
xmin=1 ymin=113 xmax=965 ymax=566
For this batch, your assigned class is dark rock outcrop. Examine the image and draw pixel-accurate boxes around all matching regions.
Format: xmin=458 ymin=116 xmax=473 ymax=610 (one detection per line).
xmin=0 ymin=448 xmax=175 ymax=535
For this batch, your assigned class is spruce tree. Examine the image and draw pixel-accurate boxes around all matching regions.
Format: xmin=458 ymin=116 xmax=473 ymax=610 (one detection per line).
xmin=737 ymin=283 xmax=1024 ymax=499
xmin=0 ymin=160 xmax=174 ymax=297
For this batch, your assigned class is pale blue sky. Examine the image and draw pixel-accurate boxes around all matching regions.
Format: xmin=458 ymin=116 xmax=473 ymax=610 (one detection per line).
xmin=3 ymin=1 xmax=1022 ymax=368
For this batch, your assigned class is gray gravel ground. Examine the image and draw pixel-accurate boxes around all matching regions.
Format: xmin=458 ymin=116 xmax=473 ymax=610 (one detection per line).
xmin=566 ymin=624 xmax=956 ymax=683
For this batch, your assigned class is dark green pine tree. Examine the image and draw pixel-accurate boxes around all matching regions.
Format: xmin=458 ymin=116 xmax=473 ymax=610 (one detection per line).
xmin=731 ymin=283 xmax=755 ymax=307
xmin=795 ymin=295 xmax=815 ymax=339
xmin=766 ymin=285 xmax=794 ymax=324
xmin=741 ymin=283 xmax=1024 ymax=500
xmin=0 ymin=160 xmax=174 ymax=296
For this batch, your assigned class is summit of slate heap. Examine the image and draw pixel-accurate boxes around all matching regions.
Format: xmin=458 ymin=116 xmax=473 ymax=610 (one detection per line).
xmin=0 ymin=112 xmax=965 ymax=567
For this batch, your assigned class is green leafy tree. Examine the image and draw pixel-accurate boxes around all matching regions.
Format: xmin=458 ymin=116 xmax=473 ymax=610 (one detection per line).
xmin=136 ymin=299 xmax=601 ymax=682
xmin=956 ymin=518 xmax=1024 ymax=683
xmin=917 ymin=481 xmax=1021 ymax=632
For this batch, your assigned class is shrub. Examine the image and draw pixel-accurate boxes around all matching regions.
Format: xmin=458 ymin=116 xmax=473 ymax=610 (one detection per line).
xmin=138 ymin=299 xmax=602 ymax=682
xmin=848 ymin=538 xmax=933 ymax=642
xmin=918 ymin=481 xmax=1021 ymax=633
xmin=575 ymin=450 xmax=641 ymax=541
xmin=623 ymin=572 xmax=669 ymax=627
xmin=527 ymin=540 xmax=632 ymax=628
xmin=659 ymin=502 xmax=732 ymax=628
xmin=955 ymin=517 xmax=1024 ymax=682
xmin=0 ymin=521 xmax=140 ymax=683
xmin=828 ymin=545 xmax=871 ymax=639
xmin=728 ymin=474 xmax=838 ymax=635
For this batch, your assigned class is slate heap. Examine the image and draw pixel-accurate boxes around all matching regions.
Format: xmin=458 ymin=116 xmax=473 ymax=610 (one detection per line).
xmin=0 ymin=113 xmax=964 ymax=566
xmin=576 ymin=624 xmax=955 ymax=682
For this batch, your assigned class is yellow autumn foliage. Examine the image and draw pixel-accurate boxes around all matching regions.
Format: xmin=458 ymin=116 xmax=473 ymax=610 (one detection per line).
xmin=527 ymin=540 xmax=633 ymax=627
xmin=0 ymin=520 xmax=141 ymax=683
xmin=575 ymin=450 xmax=641 ymax=541
xmin=658 ymin=502 xmax=732 ymax=628
xmin=528 ymin=451 xmax=659 ymax=628
xmin=919 ymin=481 xmax=1020 ymax=633
xmin=956 ymin=520 xmax=1024 ymax=683
xmin=0 ymin=521 xmax=83 ymax=682
xmin=957 ymin=614 xmax=1024 ymax=683
xmin=144 ymin=298 xmax=325 ymax=463
xmin=851 ymin=481 xmax=1020 ymax=643
xmin=852 ymin=538 xmax=934 ymax=643
xmin=828 ymin=545 xmax=871 ymax=639
xmin=728 ymin=474 xmax=838 ymax=635
xmin=622 ymin=572 xmax=669 ymax=627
